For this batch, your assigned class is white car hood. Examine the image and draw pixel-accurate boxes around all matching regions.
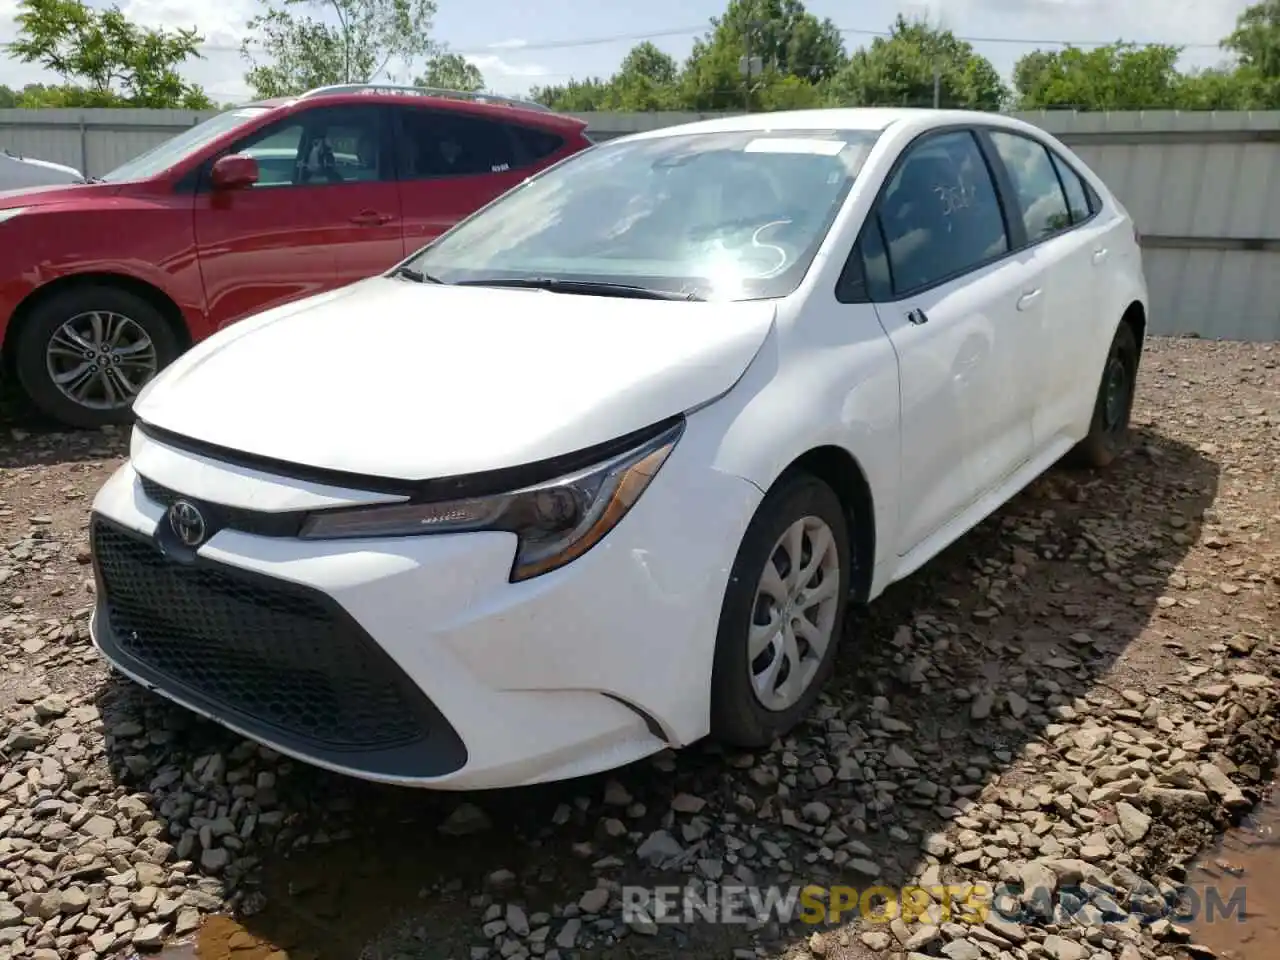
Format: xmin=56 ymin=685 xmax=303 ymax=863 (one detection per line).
xmin=135 ymin=277 xmax=776 ymax=481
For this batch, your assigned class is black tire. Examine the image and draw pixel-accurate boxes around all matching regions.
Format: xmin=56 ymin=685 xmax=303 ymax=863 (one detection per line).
xmin=1065 ymin=322 xmax=1139 ymax=469
xmin=13 ymin=284 xmax=181 ymax=430
xmin=710 ymin=471 xmax=852 ymax=749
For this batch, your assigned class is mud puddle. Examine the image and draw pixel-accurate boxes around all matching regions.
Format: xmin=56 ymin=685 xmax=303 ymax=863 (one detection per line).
xmin=1181 ymin=788 xmax=1280 ymax=959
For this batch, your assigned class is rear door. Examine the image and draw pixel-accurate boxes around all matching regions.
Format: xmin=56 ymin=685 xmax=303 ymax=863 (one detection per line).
xmin=392 ymin=107 xmax=534 ymax=255
xmin=193 ymin=104 xmax=401 ymax=330
xmin=981 ymin=128 xmax=1111 ymax=448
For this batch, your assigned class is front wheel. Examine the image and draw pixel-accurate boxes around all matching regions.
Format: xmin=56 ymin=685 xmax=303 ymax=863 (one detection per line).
xmin=710 ymin=472 xmax=851 ymax=749
xmin=13 ymin=285 xmax=180 ymax=429
xmin=1066 ymin=322 xmax=1139 ymax=469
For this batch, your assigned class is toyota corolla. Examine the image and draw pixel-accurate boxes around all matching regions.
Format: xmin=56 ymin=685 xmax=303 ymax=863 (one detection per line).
xmin=89 ymin=108 xmax=1148 ymax=789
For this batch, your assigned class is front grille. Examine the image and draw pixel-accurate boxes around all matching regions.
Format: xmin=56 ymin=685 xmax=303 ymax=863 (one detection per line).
xmin=92 ymin=519 xmax=428 ymax=751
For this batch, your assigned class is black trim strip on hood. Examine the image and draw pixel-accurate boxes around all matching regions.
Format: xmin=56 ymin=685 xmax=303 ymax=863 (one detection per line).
xmin=134 ymin=414 xmax=686 ymax=505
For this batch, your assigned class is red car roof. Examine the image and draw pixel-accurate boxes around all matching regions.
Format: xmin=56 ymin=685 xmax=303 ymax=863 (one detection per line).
xmin=245 ymin=85 xmax=586 ymax=132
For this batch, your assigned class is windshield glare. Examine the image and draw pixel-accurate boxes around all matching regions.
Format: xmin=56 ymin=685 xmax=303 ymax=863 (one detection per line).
xmin=406 ymin=128 xmax=881 ymax=301
xmin=102 ymin=107 xmax=271 ymax=183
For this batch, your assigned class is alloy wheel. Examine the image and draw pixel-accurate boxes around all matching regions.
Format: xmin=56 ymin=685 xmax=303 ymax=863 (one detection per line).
xmin=45 ymin=311 xmax=159 ymax=410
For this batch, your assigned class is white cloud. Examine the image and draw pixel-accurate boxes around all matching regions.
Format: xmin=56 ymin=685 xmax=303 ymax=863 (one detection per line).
xmin=465 ymin=53 xmax=550 ymax=91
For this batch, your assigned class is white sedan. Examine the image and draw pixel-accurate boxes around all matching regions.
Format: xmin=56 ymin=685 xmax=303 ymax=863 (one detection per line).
xmin=90 ymin=108 xmax=1148 ymax=790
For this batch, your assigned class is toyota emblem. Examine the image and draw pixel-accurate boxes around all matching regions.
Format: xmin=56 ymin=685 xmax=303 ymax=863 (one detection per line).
xmin=168 ymin=500 xmax=207 ymax=547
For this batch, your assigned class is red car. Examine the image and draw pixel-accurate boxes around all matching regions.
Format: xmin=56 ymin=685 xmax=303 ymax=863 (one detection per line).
xmin=0 ymin=85 xmax=592 ymax=428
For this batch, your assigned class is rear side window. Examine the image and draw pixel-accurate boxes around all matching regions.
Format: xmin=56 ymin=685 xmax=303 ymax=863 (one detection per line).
xmin=1050 ymin=152 xmax=1092 ymax=224
xmin=397 ymin=109 xmax=518 ymax=178
xmin=988 ymin=131 xmax=1072 ymax=242
xmin=508 ymin=125 xmax=563 ymax=164
xmin=876 ymin=129 xmax=1009 ymax=295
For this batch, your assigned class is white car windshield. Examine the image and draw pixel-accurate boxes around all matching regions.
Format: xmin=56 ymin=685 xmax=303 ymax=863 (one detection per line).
xmin=101 ymin=107 xmax=272 ymax=183
xmin=404 ymin=128 xmax=883 ymax=301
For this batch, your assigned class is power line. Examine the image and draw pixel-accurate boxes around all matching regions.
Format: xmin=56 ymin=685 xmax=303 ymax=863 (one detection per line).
xmin=185 ymin=22 xmax=1228 ymax=56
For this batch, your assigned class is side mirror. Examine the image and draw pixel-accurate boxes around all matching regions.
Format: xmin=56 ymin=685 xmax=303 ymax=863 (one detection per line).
xmin=210 ymin=153 xmax=259 ymax=190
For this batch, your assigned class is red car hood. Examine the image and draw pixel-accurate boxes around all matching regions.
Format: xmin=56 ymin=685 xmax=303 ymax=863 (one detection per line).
xmin=0 ymin=181 xmax=118 ymax=209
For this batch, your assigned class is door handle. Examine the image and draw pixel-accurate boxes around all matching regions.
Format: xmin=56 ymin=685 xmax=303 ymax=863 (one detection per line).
xmin=906 ymin=307 xmax=929 ymax=325
xmin=350 ymin=210 xmax=394 ymax=226
xmin=1016 ymin=288 xmax=1042 ymax=311
xmin=1092 ymin=247 xmax=1109 ymax=264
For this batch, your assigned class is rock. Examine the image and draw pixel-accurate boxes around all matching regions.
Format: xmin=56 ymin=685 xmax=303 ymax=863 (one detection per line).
xmin=970 ymin=692 xmax=995 ymax=719
xmin=1198 ymin=763 xmax=1249 ymax=808
xmin=132 ymin=923 xmax=168 ymax=949
xmin=802 ymin=801 xmax=832 ymax=824
xmin=1115 ymin=801 xmax=1152 ymax=842
xmin=175 ymin=907 xmax=202 ymax=935
xmin=1041 ymin=934 xmax=1088 ymax=960
xmin=200 ymin=847 xmax=230 ymax=873
xmin=554 ymin=919 xmax=580 ymax=949
xmin=506 ymin=904 xmax=530 ymax=937
xmin=941 ymin=940 xmax=982 ymax=960
xmin=670 ymin=793 xmax=706 ymax=814
xmin=860 ymin=930 xmax=893 ymax=950
xmin=579 ymin=887 xmax=609 ymax=914
xmin=82 ymin=814 xmax=116 ymax=839
xmin=439 ymin=803 xmax=492 ymax=836
xmin=636 ymin=830 xmax=683 ymax=865
xmin=886 ymin=744 xmax=918 ymax=768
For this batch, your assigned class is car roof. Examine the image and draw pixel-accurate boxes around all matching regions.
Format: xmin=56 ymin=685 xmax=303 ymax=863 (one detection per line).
xmin=242 ymin=85 xmax=586 ymax=132
xmin=614 ymin=107 xmax=1045 ymax=143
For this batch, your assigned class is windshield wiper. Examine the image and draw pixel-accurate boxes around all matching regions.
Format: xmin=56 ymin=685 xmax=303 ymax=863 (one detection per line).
xmin=453 ymin=277 xmax=703 ymax=301
xmin=75 ymin=176 xmax=106 ymax=184
xmin=391 ymin=265 xmax=443 ymax=284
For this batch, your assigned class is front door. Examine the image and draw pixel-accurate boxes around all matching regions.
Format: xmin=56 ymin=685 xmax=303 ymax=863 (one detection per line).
xmin=865 ymin=128 xmax=1039 ymax=556
xmin=393 ymin=106 xmax=529 ymax=255
xmin=194 ymin=104 xmax=402 ymax=330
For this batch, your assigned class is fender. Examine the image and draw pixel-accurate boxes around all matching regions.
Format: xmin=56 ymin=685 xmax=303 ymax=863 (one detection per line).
xmin=693 ymin=317 xmax=905 ymax=592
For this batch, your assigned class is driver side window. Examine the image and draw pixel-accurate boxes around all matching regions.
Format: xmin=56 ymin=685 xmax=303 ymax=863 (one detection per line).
xmin=229 ymin=107 xmax=388 ymax=188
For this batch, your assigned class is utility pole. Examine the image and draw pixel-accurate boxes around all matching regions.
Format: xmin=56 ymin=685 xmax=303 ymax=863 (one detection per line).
xmin=739 ymin=19 xmax=763 ymax=113
xmin=933 ymin=61 xmax=940 ymax=108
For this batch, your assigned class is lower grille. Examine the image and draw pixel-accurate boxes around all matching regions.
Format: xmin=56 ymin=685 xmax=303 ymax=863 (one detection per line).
xmin=92 ymin=519 xmax=429 ymax=752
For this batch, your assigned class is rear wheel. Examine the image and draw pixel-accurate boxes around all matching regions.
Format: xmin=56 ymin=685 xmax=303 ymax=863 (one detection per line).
xmin=13 ymin=285 xmax=180 ymax=429
xmin=710 ymin=472 xmax=851 ymax=748
xmin=1066 ymin=322 xmax=1139 ymax=469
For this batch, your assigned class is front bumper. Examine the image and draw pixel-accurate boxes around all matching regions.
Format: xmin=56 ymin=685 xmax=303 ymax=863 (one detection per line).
xmin=89 ymin=420 xmax=762 ymax=790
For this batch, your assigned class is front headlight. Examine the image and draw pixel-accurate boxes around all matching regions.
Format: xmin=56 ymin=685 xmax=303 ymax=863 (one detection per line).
xmin=298 ymin=420 xmax=684 ymax=582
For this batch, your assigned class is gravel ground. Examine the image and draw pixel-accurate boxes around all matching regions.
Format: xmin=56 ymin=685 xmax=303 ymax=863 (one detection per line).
xmin=0 ymin=335 xmax=1276 ymax=960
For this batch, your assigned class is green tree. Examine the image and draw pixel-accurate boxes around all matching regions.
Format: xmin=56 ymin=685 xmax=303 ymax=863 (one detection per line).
xmin=1224 ymin=0 xmax=1280 ymax=80
xmin=8 ymin=0 xmax=212 ymax=108
xmin=529 ymin=77 xmax=612 ymax=111
xmin=827 ymin=15 xmax=1006 ymax=110
xmin=1220 ymin=0 xmax=1280 ymax=106
xmin=1011 ymin=42 xmax=1183 ymax=110
xmin=1176 ymin=66 xmax=1266 ymax=109
xmin=531 ymin=42 xmax=681 ymax=111
xmin=606 ymin=42 xmax=680 ymax=110
xmin=415 ymin=51 xmax=484 ymax=91
xmin=242 ymin=0 xmax=438 ymax=98
xmin=679 ymin=0 xmax=846 ymax=110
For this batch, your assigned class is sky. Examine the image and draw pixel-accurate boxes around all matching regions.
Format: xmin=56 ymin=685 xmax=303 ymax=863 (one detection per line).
xmin=0 ymin=0 xmax=1257 ymax=104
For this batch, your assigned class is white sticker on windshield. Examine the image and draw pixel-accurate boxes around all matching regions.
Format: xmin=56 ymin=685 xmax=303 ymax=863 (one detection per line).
xmin=744 ymin=138 xmax=846 ymax=156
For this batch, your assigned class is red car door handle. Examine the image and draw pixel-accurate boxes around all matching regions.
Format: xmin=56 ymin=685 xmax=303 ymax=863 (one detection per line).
xmin=350 ymin=210 xmax=394 ymax=226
